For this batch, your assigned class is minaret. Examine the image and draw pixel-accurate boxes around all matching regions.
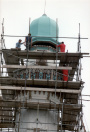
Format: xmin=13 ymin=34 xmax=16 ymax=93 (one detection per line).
xmin=0 ymin=14 xmax=88 ymax=132
xmin=15 ymin=14 xmax=60 ymax=132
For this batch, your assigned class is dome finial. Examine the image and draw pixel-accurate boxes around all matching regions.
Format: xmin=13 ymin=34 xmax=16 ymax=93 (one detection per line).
xmin=44 ymin=0 xmax=46 ymax=14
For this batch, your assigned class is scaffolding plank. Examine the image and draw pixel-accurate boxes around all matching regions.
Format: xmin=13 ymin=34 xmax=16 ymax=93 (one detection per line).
xmin=1 ymin=65 xmax=72 ymax=70
xmin=2 ymin=49 xmax=89 ymax=60
xmin=0 ymin=100 xmax=81 ymax=110
xmin=0 ymin=78 xmax=83 ymax=89
xmin=0 ymin=86 xmax=81 ymax=94
xmin=0 ymin=116 xmax=15 ymax=120
xmin=0 ymin=123 xmax=14 ymax=128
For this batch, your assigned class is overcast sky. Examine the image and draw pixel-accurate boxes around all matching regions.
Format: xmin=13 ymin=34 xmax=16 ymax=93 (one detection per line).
xmin=0 ymin=0 xmax=90 ymax=131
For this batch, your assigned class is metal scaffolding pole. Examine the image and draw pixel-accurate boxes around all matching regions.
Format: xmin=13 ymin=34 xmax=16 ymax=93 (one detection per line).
xmin=54 ymin=18 xmax=58 ymax=123
xmin=61 ymin=99 xmax=64 ymax=132
xmin=0 ymin=18 xmax=4 ymax=77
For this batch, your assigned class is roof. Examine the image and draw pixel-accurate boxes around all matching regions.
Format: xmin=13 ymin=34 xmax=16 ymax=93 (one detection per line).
xmin=30 ymin=14 xmax=59 ymax=45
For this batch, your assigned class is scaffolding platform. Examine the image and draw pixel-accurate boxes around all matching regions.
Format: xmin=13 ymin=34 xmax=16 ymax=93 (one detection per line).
xmin=2 ymin=49 xmax=89 ymax=81
xmin=0 ymin=49 xmax=88 ymax=131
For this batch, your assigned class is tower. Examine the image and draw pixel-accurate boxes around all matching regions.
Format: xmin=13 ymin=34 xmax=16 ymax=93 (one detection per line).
xmin=0 ymin=14 xmax=88 ymax=132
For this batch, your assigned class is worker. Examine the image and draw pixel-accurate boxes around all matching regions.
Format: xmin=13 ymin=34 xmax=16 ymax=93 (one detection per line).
xmin=25 ymin=33 xmax=32 ymax=50
xmin=16 ymin=39 xmax=24 ymax=49
xmin=62 ymin=69 xmax=68 ymax=81
xmin=16 ymin=39 xmax=24 ymax=65
xmin=62 ymin=64 xmax=68 ymax=81
xmin=57 ymin=42 xmax=66 ymax=52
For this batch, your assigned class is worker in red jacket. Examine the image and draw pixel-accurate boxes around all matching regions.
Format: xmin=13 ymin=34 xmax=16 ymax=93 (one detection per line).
xmin=57 ymin=42 xmax=66 ymax=52
xmin=62 ymin=64 xmax=68 ymax=81
xmin=62 ymin=69 xmax=68 ymax=81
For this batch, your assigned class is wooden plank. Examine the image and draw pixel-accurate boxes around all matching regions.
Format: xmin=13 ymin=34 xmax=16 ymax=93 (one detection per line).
xmin=0 ymin=123 xmax=14 ymax=128
xmin=0 ymin=116 xmax=15 ymax=120
xmin=0 ymin=78 xmax=83 ymax=88
xmin=1 ymin=65 xmax=72 ymax=70
xmin=0 ymin=108 xmax=15 ymax=111
xmin=0 ymin=100 xmax=81 ymax=111
xmin=0 ymin=111 xmax=14 ymax=116
xmin=2 ymin=49 xmax=89 ymax=60
xmin=0 ymin=86 xmax=81 ymax=94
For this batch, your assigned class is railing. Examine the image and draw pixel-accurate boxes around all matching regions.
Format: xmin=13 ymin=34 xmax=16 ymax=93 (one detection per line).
xmin=13 ymin=69 xmax=63 ymax=81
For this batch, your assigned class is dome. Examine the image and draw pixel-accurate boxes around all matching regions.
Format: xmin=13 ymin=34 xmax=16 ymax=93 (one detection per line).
xmin=30 ymin=14 xmax=59 ymax=45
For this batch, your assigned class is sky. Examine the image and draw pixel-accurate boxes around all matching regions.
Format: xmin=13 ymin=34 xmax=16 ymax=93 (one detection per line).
xmin=0 ymin=0 xmax=90 ymax=131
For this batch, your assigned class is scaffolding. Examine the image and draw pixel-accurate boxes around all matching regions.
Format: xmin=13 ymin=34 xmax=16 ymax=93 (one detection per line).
xmin=0 ymin=19 xmax=89 ymax=132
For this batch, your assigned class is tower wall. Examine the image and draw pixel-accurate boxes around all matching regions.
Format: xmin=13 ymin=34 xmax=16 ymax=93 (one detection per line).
xmin=15 ymin=91 xmax=60 ymax=132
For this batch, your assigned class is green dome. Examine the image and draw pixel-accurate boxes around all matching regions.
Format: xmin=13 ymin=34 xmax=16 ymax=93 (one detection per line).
xmin=30 ymin=14 xmax=59 ymax=45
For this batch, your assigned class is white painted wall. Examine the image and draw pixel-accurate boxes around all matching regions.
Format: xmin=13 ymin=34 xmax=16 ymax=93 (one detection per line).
xmin=16 ymin=109 xmax=58 ymax=132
